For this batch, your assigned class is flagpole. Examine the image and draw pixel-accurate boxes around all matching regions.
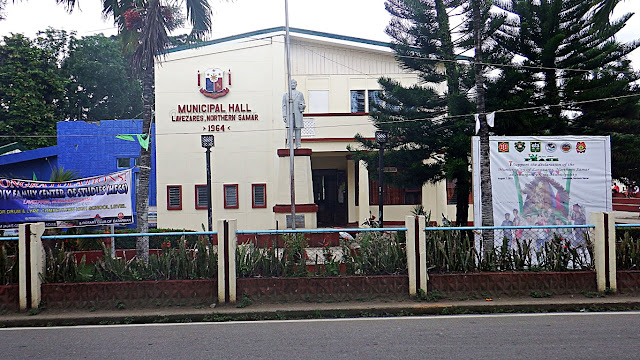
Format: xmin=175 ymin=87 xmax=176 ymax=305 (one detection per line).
xmin=284 ymin=0 xmax=296 ymax=230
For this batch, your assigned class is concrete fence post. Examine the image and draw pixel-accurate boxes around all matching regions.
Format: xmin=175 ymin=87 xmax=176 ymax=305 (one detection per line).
xmin=18 ymin=222 xmax=45 ymax=311
xmin=405 ymin=215 xmax=427 ymax=296
xmin=217 ymin=219 xmax=226 ymax=304
xmin=227 ymin=219 xmax=237 ymax=304
xmin=590 ymin=212 xmax=617 ymax=292
xmin=406 ymin=216 xmax=416 ymax=295
xmin=217 ymin=219 xmax=237 ymax=304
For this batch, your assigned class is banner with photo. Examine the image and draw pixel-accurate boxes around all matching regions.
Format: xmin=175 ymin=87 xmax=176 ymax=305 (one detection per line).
xmin=0 ymin=169 xmax=133 ymax=229
xmin=472 ymin=136 xmax=612 ymax=229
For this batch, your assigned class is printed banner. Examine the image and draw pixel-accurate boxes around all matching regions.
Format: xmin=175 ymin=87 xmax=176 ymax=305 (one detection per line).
xmin=0 ymin=169 xmax=133 ymax=229
xmin=472 ymin=136 xmax=612 ymax=227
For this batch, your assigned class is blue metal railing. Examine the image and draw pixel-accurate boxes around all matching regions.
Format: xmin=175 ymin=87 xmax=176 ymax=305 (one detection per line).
xmin=237 ymin=227 xmax=407 ymax=235
xmin=424 ymin=225 xmax=595 ymax=231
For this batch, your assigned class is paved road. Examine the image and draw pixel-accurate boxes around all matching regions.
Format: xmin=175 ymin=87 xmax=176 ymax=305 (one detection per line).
xmin=2 ymin=312 xmax=639 ymax=359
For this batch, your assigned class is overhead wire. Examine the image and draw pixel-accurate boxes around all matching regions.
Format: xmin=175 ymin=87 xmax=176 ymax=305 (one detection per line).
xmin=4 ymin=31 xmax=638 ymax=140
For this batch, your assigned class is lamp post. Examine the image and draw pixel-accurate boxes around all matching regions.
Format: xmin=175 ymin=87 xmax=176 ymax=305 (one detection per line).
xmin=375 ymin=130 xmax=388 ymax=228
xmin=201 ymin=134 xmax=214 ymax=239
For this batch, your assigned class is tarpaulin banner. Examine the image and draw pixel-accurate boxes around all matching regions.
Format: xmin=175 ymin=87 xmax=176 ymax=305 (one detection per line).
xmin=0 ymin=169 xmax=133 ymax=229
xmin=472 ymin=136 xmax=612 ymax=227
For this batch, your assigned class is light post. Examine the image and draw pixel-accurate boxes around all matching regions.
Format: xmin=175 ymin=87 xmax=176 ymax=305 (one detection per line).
xmin=201 ymin=134 xmax=214 ymax=239
xmin=375 ymin=130 xmax=388 ymax=228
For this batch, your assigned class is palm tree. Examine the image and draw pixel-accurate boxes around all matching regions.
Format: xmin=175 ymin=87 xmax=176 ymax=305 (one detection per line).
xmin=102 ymin=0 xmax=213 ymax=262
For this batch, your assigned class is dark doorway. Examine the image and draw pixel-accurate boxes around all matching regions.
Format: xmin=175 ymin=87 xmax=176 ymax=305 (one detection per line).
xmin=313 ymin=169 xmax=347 ymax=227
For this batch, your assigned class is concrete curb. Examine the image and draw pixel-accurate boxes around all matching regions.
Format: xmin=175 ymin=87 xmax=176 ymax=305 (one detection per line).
xmin=2 ymin=295 xmax=640 ymax=328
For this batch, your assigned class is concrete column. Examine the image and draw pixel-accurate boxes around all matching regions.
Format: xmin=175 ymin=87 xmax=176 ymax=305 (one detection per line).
xmin=405 ymin=215 xmax=428 ymax=295
xmin=417 ymin=216 xmax=428 ymax=292
xmin=227 ymin=219 xmax=237 ymax=304
xmin=217 ymin=219 xmax=226 ymax=304
xmin=357 ymin=160 xmax=370 ymax=226
xmin=217 ymin=219 xmax=237 ymax=304
xmin=406 ymin=216 xmax=416 ymax=295
xmin=590 ymin=212 xmax=616 ymax=292
xmin=18 ymin=223 xmax=45 ymax=310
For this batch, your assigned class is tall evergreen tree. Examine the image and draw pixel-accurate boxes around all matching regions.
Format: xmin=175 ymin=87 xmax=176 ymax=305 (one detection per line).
xmin=352 ymin=0 xmax=476 ymax=226
xmin=489 ymin=0 xmax=640 ymax=181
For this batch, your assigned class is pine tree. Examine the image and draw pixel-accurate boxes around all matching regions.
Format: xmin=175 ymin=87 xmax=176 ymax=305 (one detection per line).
xmin=489 ymin=0 xmax=640 ymax=182
xmin=351 ymin=0 xmax=476 ymax=226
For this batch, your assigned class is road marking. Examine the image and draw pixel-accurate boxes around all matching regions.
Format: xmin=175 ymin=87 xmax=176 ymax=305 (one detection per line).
xmin=2 ymin=310 xmax=640 ymax=331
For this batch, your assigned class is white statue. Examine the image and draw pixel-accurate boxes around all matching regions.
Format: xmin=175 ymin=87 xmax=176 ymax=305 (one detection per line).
xmin=282 ymin=79 xmax=306 ymax=149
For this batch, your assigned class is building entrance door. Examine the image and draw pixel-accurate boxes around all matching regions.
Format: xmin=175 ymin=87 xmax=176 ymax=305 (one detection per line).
xmin=312 ymin=169 xmax=347 ymax=227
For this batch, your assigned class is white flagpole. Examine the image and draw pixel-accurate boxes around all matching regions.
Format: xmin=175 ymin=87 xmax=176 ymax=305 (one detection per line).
xmin=284 ymin=0 xmax=296 ymax=229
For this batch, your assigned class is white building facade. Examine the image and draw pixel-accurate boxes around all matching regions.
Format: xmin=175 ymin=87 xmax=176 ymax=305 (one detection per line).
xmin=155 ymin=27 xmax=467 ymax=231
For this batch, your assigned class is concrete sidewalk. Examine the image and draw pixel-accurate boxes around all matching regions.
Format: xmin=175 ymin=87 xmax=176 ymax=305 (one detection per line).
xmin=2 ymin=294 xmax=640 ymax=328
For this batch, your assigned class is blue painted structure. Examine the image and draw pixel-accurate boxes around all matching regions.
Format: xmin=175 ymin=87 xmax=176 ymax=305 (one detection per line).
xmin=0 ymin=119 xmax=156 ymax=225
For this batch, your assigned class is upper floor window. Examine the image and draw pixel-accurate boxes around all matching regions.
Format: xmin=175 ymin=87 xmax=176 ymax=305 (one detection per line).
xmin=351 ymin=90 xmax=382 ymax=113
xmin=350 ymin=90 xmax=366 ymax=113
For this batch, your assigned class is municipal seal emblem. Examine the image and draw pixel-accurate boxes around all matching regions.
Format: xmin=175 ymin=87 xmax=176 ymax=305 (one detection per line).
xmin=515 ymin=141 xmax=525 ymax=152
xmin=198 ymin=67 xmax=230 ymax=99
xmin=576 ymin=142 xmax=586 ymax=153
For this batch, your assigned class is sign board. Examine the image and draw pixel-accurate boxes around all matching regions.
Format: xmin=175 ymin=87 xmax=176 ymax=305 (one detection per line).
xmin=472 ymin=136 xmax=612 ymax=227
xmin=0 ymin=169 xmax=134 ymax=229
xmin=286 ymin=214 xmax=305 ymax=229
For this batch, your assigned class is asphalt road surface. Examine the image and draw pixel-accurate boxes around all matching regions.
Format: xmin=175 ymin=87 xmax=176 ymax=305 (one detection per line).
xmin=2 ymin=312 xmax=640 ymax=359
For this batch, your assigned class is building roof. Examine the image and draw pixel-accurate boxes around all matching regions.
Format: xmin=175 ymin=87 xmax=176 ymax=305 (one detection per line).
xmin=165 ymin=27 xmax=392 ymax=54
xmin=0 ymin=145 xmax=58 ymax=166
xmin=0 ymin=142 xmax=27 ymax=155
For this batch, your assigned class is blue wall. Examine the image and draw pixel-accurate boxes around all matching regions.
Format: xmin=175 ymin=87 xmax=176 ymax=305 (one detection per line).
xmin=56 ymin=119 xmax=157 ymax=207
xmin=0 ymin=146 xmax=59 ymax=180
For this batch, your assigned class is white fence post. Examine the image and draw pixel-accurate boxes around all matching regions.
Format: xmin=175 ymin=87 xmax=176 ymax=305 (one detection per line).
xmin=406 ymin=216 xmax=416 ymax=295
xmin=217 ymin=219 xmax=237 ymax=304
xmin=590 ymin=212 xmax=617 ymax=292
xmin=405 ymin=215 xmax=427 ymax=296
xmin=227 ymin=219 xmax=237 ymax=304
xmin=217 ymin=219 xmax=226 ymax=304
xmin=18 ymin=222 xmax=45 ymax=311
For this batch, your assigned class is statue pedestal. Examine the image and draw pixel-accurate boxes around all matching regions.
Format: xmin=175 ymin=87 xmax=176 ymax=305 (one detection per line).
xmin=273 ymin=148 xmax=317 ymax=229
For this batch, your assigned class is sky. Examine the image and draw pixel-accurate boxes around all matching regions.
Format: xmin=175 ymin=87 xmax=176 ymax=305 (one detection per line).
xmin=0 ymin=0 xmax=638 ymax=69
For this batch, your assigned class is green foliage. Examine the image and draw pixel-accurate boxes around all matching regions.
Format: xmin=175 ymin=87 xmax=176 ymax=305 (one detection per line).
xmin=489 ymin=0 xmax=640 ymax=182
xmin=425 ymin=228 xmax=593 ymax=273
xmin=0 ymin=33 xmax=67 ymax=149
xmin=415 ymin=288 xmax=445 ymax=302
xmin=0 ymin=243 xmax=17 ymax=285
xmin=352 ymin=0 xmax=475 ymax=226
xmin=49 ymin=166 xmax=79 ymax=182
xmin=44 ymin=247 xmax=92 ymax=283
xmin=340 ymin=231 xmax=407 ymax=275
xmin=236 ymin=242 xmax=283 ymax=278
xmin=282 ymin=234 xmax=309 ymax=277
xmin=425 ymin=229 xmax=477 ymax=273
xmin=236 ymin=292 xmax=253 ymax=308
xmin=530 ymin=291 xmax=552 ymax=298
xmin=62 ymin=34 xmax=143 ymax=121
xmin=617 ymin=231 xmax=640 ymax=270
xmin=43 ymin=237 xmax=217 ymax=283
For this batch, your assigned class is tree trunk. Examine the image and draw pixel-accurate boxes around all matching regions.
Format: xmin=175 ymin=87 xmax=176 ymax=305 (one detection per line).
xmin=472 ymin=0 xmax=494 ymax=253
xmin=136 ymin=66 xmax=153 ymax=263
